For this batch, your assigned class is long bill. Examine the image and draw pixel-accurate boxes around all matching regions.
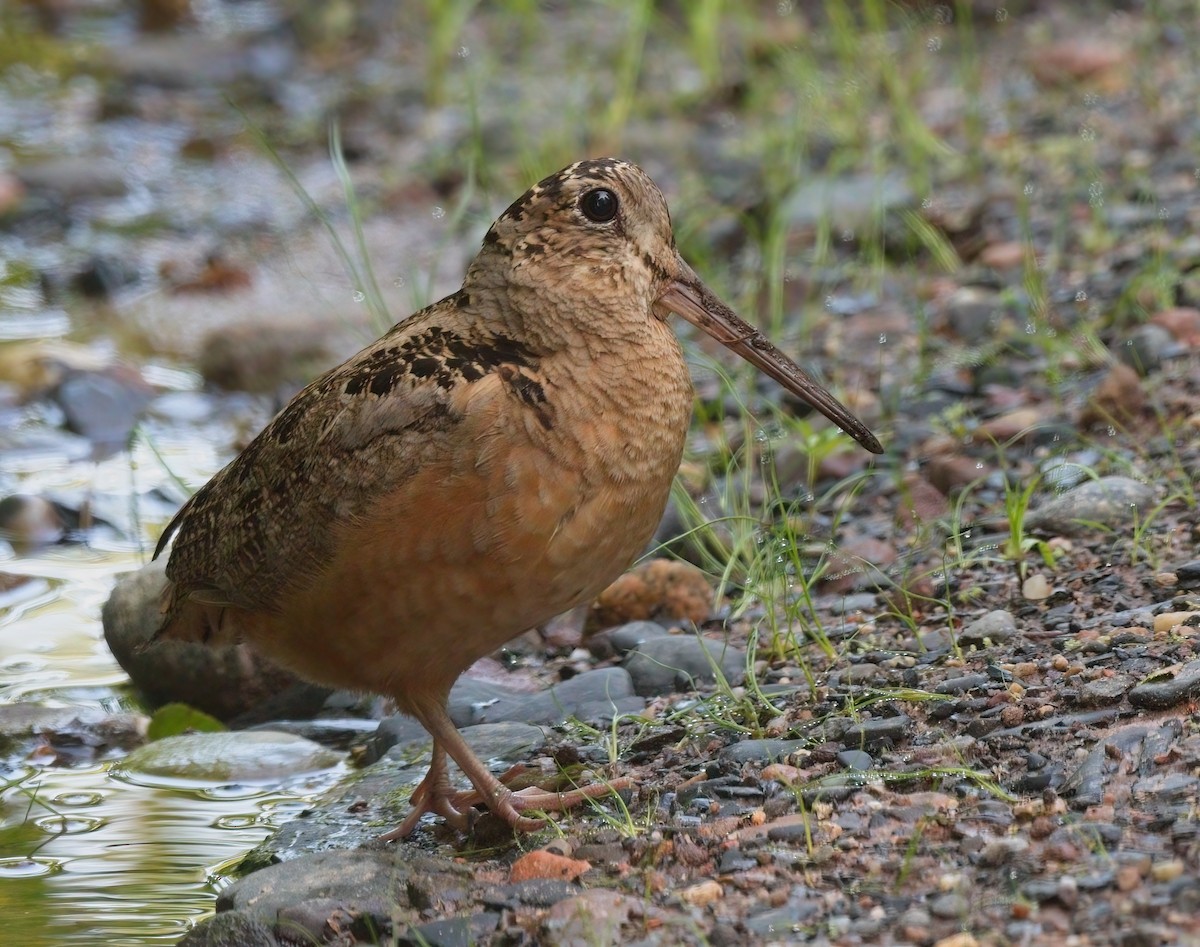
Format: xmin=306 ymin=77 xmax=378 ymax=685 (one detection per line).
xmin=655 ymin=261 xmax=884 ymax=455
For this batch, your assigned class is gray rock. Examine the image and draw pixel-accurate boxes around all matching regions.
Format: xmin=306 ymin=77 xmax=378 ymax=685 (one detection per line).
xmin=624 ymin=635 xmax=745 ymax=696
xmin=598 ymin=620 xmax=671 ymax=656
xmin=0 ymin=702 xmax=147 ymax=758
xmin=1119 ymin=324 xmax=1178 ymax=375
xmin=219 ymin=848 xmax=418 ymax=919
xmin=1025 ymin=476 xmax=1156 ymax=536
xmin=1079 ymin=675 xmax=1133 ymax=705
xmin=929 ymin=891 xmax=969 ymax=919
xmin=719 ymin=739 xmax=806 ymax=765
xmin=941 ymin=286 xmax=1003 ymax=343
xmin=837 ymin=750 xmax=874 ymax=771
xmin=784 ymin=170 xmax=914 ymax=230
xmin=1129 ymin=659 xmax=1200 ymax=709
xmin=1131 ymin=772 xmax=1200 ymax=804
xmin=466 ymin=668 xmax=643 ymax=727
xmin=102 ymin=559 xmax=329 ymax=724
xmin=252 ymin=722 xmax=557 ymax=859
xmin=841 ymin=715 xmax=911 ymax=749
xmin=0 ymin=702 xmax=103 ymax=742
xmin=935 ymin=674 xmax=991 ymax=694
xmin=827 ymin=593 xmax=879 ymax=615
xmin=118 ymin=730 xmax=341 ymax=782
xmin=959 ymin=609 xmax=1019 ymax=646
xmin=52 ymin=370 xmax=151 ymax=452
xmin=15 ymin=156 xmax=127 ymax=201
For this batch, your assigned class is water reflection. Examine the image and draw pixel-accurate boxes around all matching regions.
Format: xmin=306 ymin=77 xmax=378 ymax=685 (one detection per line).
xmin=0 ymin=759 xmax=342 ymax=945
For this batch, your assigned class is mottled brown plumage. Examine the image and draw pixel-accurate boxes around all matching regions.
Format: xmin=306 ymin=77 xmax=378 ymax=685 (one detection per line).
xmin=154 ymin=158 xmax=882 ymax=837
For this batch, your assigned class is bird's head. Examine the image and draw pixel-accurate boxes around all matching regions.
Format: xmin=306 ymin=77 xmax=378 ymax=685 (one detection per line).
xmin=470 ymin=158 xmax=883 ymax=454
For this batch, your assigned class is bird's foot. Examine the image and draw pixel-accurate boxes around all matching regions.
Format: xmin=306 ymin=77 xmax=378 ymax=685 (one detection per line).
xmin=454 ymin=771 xmax=635 ymax=831
xmin=379 ymin=753 xmax=475 ymax=841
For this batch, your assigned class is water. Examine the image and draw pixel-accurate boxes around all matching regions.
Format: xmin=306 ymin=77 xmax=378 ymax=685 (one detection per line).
xmin=0 ymin=468 xmax=343 ymax=946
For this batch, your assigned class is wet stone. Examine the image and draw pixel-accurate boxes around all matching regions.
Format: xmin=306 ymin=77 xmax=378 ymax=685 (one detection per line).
xmin=623 ymin=635 xmax=745 ymax=696
xmin=218 ymin=848 xmax=417 ymax=918
xmin=0 ymin=494 xmax=67 ymax=550
xmin=118 ymin=730 xmax=341 ymax=782
xmin=177 ymin=910 xmax=279 ymax=947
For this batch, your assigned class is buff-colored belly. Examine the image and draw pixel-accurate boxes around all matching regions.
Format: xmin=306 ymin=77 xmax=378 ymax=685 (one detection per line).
xmin=246 ymin=430 xmax=677 ymax=705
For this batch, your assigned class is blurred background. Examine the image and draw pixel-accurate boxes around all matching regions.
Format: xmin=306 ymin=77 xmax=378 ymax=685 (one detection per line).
xmin=0 ymin=1 xmax=1197 ymax=943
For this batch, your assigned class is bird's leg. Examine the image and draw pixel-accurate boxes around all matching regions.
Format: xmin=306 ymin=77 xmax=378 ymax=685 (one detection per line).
xmin=414 ymin=701 xmax=632 ymax=831
xmin=380 ymin=741 xmax=473 ymax=840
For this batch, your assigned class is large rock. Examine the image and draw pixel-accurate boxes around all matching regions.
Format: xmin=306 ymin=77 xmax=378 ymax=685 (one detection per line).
xmin=102 ymin=559 xmax=329 ymax=724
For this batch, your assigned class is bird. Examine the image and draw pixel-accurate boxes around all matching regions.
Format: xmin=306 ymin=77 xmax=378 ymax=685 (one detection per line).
xmin=152 ymin=157 xmax=883 ymax=839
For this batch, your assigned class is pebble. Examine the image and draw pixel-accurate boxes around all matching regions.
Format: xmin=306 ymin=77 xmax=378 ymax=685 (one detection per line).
xmin=678 ymin=879 xmax=723 ymax=906
xmin=836 ymin=749 xmax=874 ymax=771
xmin=1021 ymin=573 xmax=1052 ymax=601
xmin=935 ymin=673 xmax=991 ymax=694
xmin=841 ymin=714 xmax=911 ymax=749
xmin=929 ymin=891 xmax=969 ymax=919
xmin=1079 ymin=675 xmax=1132 ymax=705
xmin=540 ymin=889 xmax=642 ymax=943
xmin=1175 ymin=560 xmax=1200 ymax=589
xmin=509 ymin=850 xmax=590 ymax=883
xmin=958 ymin=609 xmax=1019 ymax=646
xmin=719 ymin=739 xmax=806 ymax=765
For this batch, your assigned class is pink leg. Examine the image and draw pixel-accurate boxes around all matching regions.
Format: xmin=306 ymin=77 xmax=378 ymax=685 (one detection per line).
xmin=411 ymin=699 xmax=633 ymax=832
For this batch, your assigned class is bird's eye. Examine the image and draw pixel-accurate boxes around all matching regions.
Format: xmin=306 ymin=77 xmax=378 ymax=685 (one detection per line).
xmin=580 ymin=188 xmax=618 ymax=223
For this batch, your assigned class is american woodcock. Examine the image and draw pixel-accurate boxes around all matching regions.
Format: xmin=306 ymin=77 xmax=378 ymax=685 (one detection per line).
xmin=154 ymin=158 xmax=883 ymax=838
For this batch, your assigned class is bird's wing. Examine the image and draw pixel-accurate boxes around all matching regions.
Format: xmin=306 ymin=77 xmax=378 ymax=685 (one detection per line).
xmin=156 ymin=292 xmax=539 ymax=620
